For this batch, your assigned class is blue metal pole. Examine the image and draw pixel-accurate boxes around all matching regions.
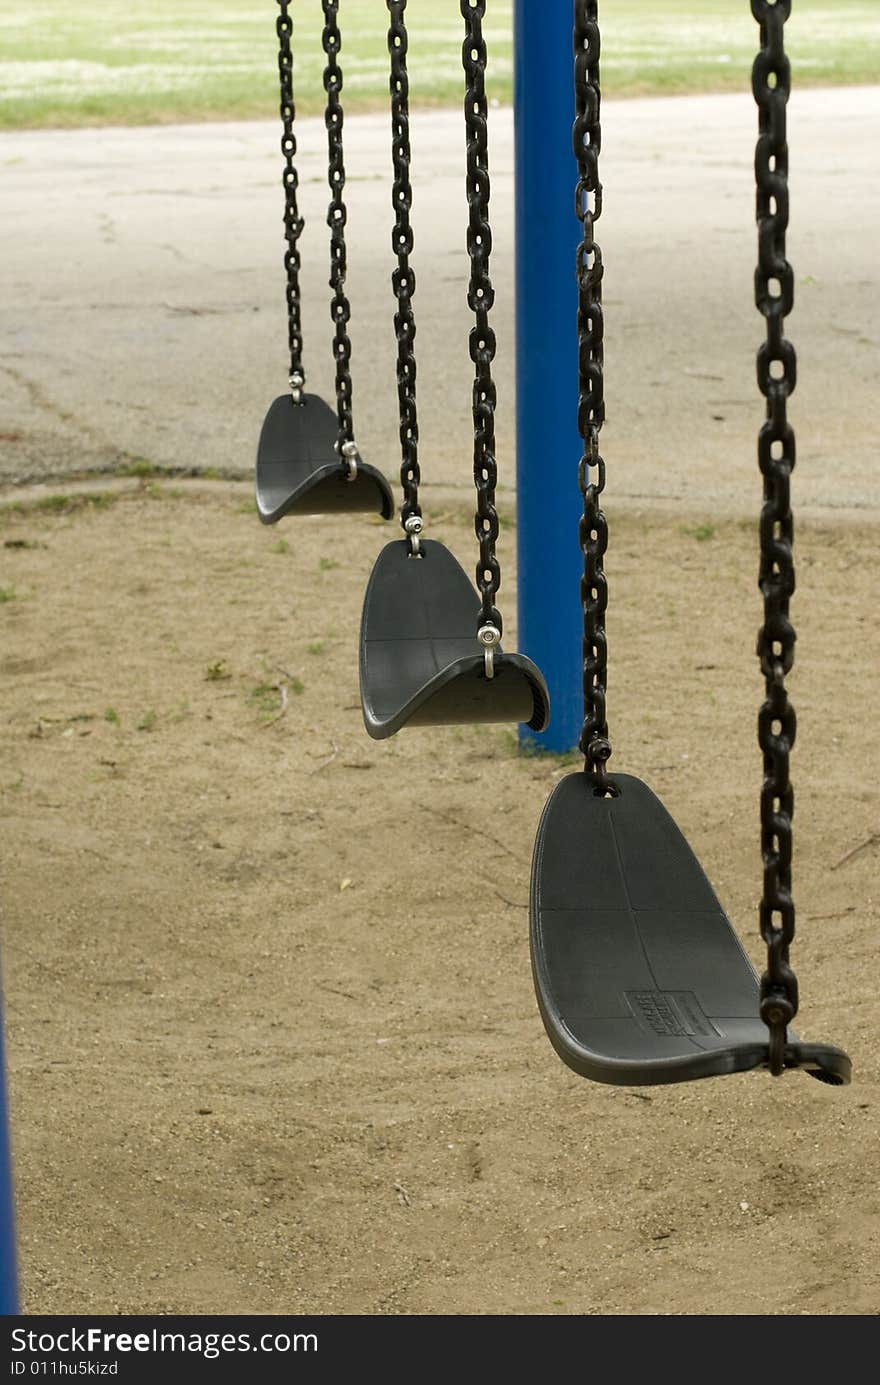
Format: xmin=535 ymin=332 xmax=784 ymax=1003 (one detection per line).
xmin=514 ymin=0 xmax=583 ymax=753
xmin=0 ymin=991 xmax=18 ymax=1315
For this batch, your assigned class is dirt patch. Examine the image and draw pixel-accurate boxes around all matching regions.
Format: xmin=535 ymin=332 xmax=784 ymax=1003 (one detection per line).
xmin=0 ymin=480 xmax=877 ymax=1314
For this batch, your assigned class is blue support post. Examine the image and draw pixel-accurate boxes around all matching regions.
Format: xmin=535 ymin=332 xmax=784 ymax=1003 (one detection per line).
xmin=514 ymin=0 xmax=583 ymax=753
xmin=0 ymin=993 xmax=18 ymax=1315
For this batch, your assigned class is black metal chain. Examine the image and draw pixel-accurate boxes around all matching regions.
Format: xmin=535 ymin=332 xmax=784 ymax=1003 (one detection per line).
xmin=573 ymin=2 xmax=612 ymax=793
xmin=387 ymin=1 xmax=422 ymax=544
xmin=460 ymin=0 xmax=502 ymax=641
xmin=276 ymin=1 xmax=305 ymax=398
xmin=322 ymin=0 xmax=357 ymax=465
xmin=752 ymin=0 xmax=799 ymax=1075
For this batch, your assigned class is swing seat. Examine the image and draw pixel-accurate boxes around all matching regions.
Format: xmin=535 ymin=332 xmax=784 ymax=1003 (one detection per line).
xmin=256 ymin=394 xmax=394 ymax=523
xmin=359 ymin=539 xmax=550 ymax=739
xmin=530 ymin=772 xmax=851 ymax=1087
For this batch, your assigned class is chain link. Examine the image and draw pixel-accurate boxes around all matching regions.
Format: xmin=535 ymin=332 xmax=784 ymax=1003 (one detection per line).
xmin=460 ymin=0 xmax=502 ymax=637
xmin=752 ymin=0 xmax=798 ymax=1074
xmin=322 ymin=0 xmax=357 ymax=457
xmin=573 ymin=2 xmax=612 ymax=793
xmin=387 ymin=2 xmax=421 ymax=542
xmin=276 ymin=1 xmax=305 ymax=394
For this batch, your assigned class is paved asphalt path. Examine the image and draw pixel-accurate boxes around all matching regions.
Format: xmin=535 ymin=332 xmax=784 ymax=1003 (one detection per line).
xmin=1 ymin=88 xmax=877 ymax=518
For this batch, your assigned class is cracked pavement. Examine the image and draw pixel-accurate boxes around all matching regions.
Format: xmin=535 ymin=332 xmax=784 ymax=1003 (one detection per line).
xmin=1 ymin=89 xmax=878 ymax=517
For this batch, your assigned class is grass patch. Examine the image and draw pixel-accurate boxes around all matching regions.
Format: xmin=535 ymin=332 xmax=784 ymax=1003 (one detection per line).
xmin=144 ymin=481 xmax=185 ymax=500
xmin=205 ymin=660 xmax=231 ymax=682
xmin=249 ymin=681 xmax=281 ymax=719
xmin=104 ymin=707 xmax=120 ymax=725
xmin=137 ymin=709 xmax=157 ymax=732
xmin=1 ymin=492 xmax=118 ymax=520
xmin=248 ymin=673 xmax=304 ymax=721
xmin=1 ymin=2 xmax=877 ymax=130
xmin=173 ymin=696 xmax=192 ymax=722
xmin=33 ymin=495 xmax=73 ymax=514
xmin=681 ymin=523 xmax=717 ymax=542
xmin=118 ymin=457 xmax=164 ymax=479
xmin=0 ymin=585 xmax=18 ymax=603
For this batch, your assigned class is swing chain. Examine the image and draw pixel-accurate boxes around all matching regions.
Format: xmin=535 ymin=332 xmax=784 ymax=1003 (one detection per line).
xmin=752 ymin=0 xmax=799 ymax=1074
xmin=574 ymin=2 xmax=613 ymax=793
xmin=276 ymin=1 xmax=305 ymax=393
xmin=461 ymin=0 xmax=503 ymax=640
xmin=387 ymin=1 xmax=423 ymax=549
xmin=322 ymin=0 xmax=359 ymax=464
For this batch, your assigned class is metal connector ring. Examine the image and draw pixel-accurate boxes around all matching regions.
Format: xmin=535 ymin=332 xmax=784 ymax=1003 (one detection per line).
xmin=477 ymin=622 xmax=500 ymax=679
xmin=341 ymin=439 xmax=358 ymax=482
xmin=404 ymin=514 xmax=423 ymax=557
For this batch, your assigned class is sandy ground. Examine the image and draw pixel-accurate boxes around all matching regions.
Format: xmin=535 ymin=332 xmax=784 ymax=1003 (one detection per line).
xmin=1 ymin=90 xmax=878 ymax=1315
xmin=0 ymin=480 xmax=877 ymax=1316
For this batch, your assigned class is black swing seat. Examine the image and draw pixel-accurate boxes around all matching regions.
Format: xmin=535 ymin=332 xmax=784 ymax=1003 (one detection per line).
xmin=359 ymin=538 xmax=550 ymax=739
xmin=530 ymin=772 xmax=851 ymax=1088
xmin=256 ymin=393 xmax=394 ymax=523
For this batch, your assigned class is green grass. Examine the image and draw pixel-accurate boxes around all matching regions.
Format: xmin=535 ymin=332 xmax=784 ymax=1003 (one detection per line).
xmin=117 ymin=457 xmax=164 ymax=479
xmin=205 ymin=659 xmax=232 ymax=681
xmin=1 ymin=493 xmax=118 ymax=518
xmin=1 ymin=2 xmax=876 ymax=130
xmin=248 ymin=679 xmax=305 ymax=719
xmin=32 ymin=494 xmax=75 ymax=514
